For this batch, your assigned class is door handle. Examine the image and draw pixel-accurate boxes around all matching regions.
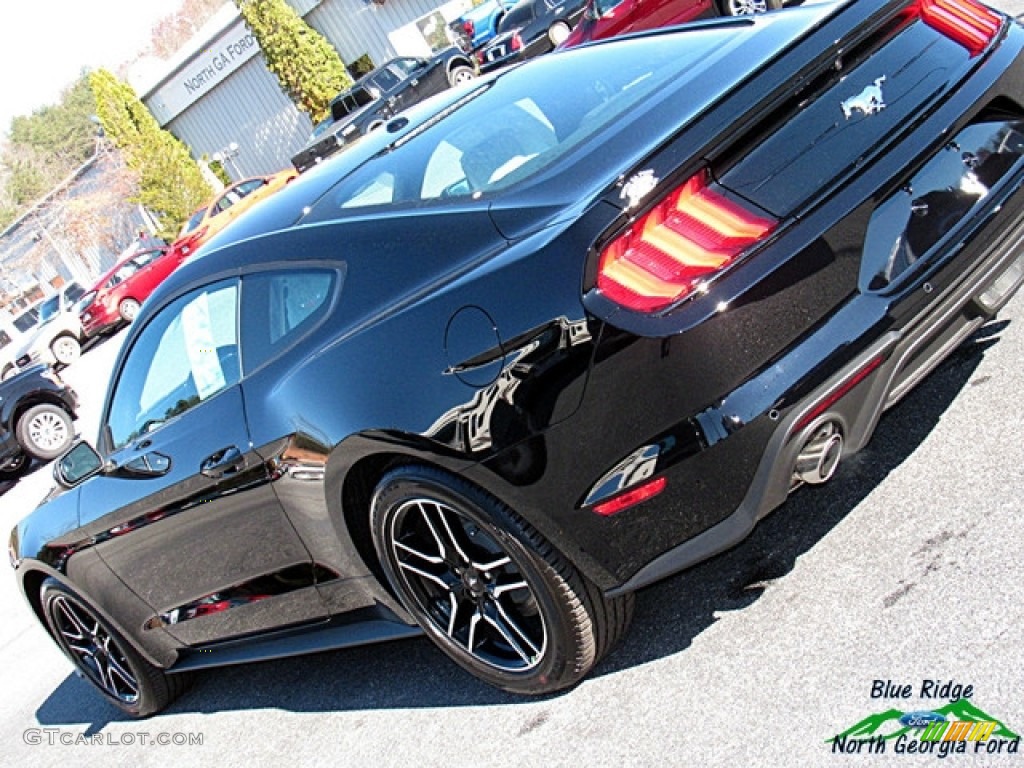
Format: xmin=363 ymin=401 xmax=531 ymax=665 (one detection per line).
xmin=200 ymin=446 xmax=244 ymax=478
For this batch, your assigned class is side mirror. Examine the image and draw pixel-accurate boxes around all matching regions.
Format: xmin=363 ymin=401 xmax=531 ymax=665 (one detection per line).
xmin=55 ymin=441 xmax=104 ymax=487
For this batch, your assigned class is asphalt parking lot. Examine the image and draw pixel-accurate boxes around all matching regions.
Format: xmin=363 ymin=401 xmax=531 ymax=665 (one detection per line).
xmin=3 ymin=7 xmax=1024 ymax=766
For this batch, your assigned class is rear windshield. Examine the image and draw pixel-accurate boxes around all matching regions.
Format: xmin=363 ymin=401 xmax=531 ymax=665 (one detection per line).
xmin=181 ymin=208 xmax=207 ymax=235
xmin=306 ymin=35 xmax=723 ymax=217
xmin=500 ymin=0 xmax=538 ymax=31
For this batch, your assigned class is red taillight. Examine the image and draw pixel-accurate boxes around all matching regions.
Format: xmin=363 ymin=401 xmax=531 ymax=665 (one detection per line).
xmin=918 ymin=0 xmax=1000 ymax=56
xmin=597 ymin=170 xmax=776 ymax=313
xmin=592 ymin=477 xmax=667 ymax=517
xmin=511 ymin=32 xmax=523 ymax=52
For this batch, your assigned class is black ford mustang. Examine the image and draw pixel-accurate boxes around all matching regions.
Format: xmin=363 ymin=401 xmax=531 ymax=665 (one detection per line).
xmin=10 ymin=0 xmax=1024 ymax=716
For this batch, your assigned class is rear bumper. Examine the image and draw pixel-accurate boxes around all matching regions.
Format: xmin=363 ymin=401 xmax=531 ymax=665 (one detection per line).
xmin=607 ymin=191 xmax=1024 ymax=595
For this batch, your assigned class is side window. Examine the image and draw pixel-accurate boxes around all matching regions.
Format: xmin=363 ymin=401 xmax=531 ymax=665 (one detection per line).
xmin=106 ymin=281 xmax=240 ymax=450
xmin=236 ymin=179 xmax=266 ymax=197
xmin=133 ymin=249 xmax=162 ymax=269
xmin=341 ymin=171 xmax=395 ymax=208
xmin=371 ymin=68 xmax=401 ymax=92
xmin=392 ymin=58 xmax=422 ymax=76
xmin=64 ymin=283 xmax=85 ymax=304
xmin=240 ymin=271 xmax=334 ymax=372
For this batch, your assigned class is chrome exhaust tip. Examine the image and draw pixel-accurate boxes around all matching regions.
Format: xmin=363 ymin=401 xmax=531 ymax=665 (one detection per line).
xmin=793 ymin=421 xmax=844 ymax=486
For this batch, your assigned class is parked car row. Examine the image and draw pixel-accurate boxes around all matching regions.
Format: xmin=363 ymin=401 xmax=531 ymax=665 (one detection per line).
xmin=290 ymin=48 xmax=478 ymax=172
xmin=1 ymin=282 xmax=87 ymax=381
xmin=1 ymin=169 xmax=299 ymax=489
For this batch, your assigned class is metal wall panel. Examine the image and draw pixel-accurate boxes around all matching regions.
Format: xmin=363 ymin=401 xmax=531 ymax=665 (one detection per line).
xmin=143 ymin=0 xmax=469 ymax=178
xmin=306 ymin=0 xmax=456 ymax=65
xmin=164 ymin=57 xmax=314 ymax=179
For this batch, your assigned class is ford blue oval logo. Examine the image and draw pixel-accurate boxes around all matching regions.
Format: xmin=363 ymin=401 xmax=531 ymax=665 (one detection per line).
xmin=899 ymin=711 xmax=947 ymax=729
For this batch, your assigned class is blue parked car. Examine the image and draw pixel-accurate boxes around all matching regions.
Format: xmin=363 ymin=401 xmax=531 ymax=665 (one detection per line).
xmin=450 ymin=0 xmax=519 ymax=51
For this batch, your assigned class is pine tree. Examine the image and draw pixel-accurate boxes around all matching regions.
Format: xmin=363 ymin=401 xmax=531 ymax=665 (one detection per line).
xmin=90 ymin=69 xmax=212 ymax=239
xmin=235 ymin=0 xmax=352 ymax=123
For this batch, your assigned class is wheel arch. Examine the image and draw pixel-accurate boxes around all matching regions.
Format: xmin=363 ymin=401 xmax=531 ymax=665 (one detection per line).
xmin=445 ymin=55 xmax=476 ymax=78
xmin=17 ymin=565 xmax=175 ymax=669
xmin=331 ymin=436 xmax=475 ymax=593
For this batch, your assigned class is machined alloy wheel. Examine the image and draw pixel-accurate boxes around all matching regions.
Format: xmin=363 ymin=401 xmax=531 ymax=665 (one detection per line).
xmin=16 ymin=403 xmax=73 ymax=461
xmin=371 ymin=466 xmax=633 ymax=693
xmin=40 ymin=579 xmax=188 ymax=717
xmin=119 ymin=298 xmax=141 ymax=323
xmin=50 ymin=334 xmax=81 ymax=366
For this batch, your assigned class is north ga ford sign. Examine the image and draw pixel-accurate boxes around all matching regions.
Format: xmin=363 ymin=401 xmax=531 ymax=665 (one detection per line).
xmin=183 ymin=32 xmax=259 ymax=96
xmin=145 ymin=18 xmax=262 ymax=124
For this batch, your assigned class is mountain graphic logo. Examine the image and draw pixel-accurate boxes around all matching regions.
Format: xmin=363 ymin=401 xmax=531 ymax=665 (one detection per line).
xmin=831 ymin=699 xmax=1020 ymax=742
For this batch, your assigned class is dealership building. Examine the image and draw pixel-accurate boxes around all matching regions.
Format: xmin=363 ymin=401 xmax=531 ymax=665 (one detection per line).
xmin=135 ymin=0 xmax=470 ymax=178
xmin=1 ymin=0 xmax=466 ymax=307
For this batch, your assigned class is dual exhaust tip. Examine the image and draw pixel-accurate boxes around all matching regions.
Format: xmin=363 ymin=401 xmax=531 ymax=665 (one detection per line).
xmin=793 ymin=420 xmax=844 ymax=486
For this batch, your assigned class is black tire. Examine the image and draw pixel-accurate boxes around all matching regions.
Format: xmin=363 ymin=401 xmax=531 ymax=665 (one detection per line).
xmin=40 ymin=579 xmax=189 ymax=717
xmin=0 ymin=452 xmax=30 ymax=482
xmin=370 ymin=465 xmax=633 ymax=694
xmin=16 ymin=403 xmax=74 ymax=461
xmin=1 ymin=365 xmax=15 ymax=381
xmin=448 ymin=64 xmax=476 ymax=87
xmin=720 ymin=0 xmax=781 ymax=15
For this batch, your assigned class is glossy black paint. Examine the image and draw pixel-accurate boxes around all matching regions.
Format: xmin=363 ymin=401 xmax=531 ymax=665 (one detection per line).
xmin=12 ymin=0 xmax=1024 ymax=679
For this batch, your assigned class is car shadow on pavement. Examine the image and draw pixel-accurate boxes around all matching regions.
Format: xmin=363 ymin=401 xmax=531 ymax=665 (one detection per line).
xmin=32 ymin=320 xmax=1007 ymax=728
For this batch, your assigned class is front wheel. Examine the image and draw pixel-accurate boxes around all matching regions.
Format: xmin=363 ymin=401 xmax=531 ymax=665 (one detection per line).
xmin=40 ymin=579 xmax=188 ymax=717
xmin=448 ymin=64 xmax=476 ymax=87
xmin=721 ymin=0 xmax=781 ymax=15
xmin=370 ymin=466 xmax=633 ymax=694
xmin=119 ymin=298 xmax=141 ymax=323
xmin=50 ymin=334 xmax=81 ymax=367
xmin=548 ymin=20 xmax=572 ymax=46
xmin=16 ymin=403 xmax=73 ymax=461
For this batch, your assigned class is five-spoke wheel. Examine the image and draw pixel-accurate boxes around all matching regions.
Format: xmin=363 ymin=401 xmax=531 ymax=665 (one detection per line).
xmin=41 ymin=580 xmax=188 ymax=717
xmin=371 ymin=466 xmax=633 ymax=693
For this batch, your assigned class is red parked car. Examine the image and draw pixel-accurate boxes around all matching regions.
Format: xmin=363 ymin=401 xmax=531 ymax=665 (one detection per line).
xmin=560 ymin=0 xmax=780 ymax=49
xmin=78 ymin=246 xmax=186 ymax=337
